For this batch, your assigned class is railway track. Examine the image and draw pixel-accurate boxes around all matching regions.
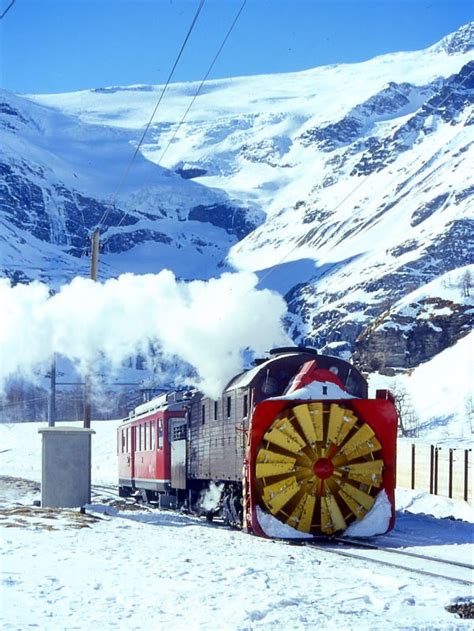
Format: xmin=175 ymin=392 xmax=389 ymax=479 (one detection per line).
xmin=306 ymin=537 xmax=473 ymax=586
xmin=90 ymin=484 xmax=124 ymax=500
xmin=88 ymin=485 xmax=473 ymax=585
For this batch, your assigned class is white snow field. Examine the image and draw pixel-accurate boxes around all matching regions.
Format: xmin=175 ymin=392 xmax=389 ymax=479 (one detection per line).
xmin=1 ymin=421 xmax=473 ymax=630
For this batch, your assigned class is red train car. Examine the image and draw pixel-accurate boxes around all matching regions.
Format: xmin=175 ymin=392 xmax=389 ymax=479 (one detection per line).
xmin=117 ymin=392 xmax=188 ymax=505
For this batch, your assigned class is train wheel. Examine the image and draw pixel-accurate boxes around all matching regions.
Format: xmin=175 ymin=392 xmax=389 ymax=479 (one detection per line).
xmin=140 ymin=489 xmax=153 ymax=503
xmin=255 ymin=402 xmax=384 ymax=535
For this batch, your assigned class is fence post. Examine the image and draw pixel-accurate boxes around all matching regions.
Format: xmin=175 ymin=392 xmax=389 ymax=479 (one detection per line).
xmin=429 ymin=445 xmax=434 ymax=494
xmin=448 ymin=449 xmax=453 ymax=499
xmin=411 ymin=443 xmax=416 ymax=490
xmin=434 ymin=447 xmax=439 ymax=495
xmin=465 ymin=449 xmax=471 ymax=503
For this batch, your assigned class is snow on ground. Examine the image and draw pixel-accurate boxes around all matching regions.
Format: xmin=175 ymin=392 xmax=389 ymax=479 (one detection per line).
xmin=0 ymin=420 xmax=473 ymax=629
xmin=396 ymin=488 xmax=474 ymax=523
xmin=0 ymin=420 xmax=119 ymax=487
xmin=391 ymin=266 xmax=474 ymax=311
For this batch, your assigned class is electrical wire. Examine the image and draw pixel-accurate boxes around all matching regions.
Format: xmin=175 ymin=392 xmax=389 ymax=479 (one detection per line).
xmin=1 ymin=3 xmax=221 ymax=408
xmin=94 ymin=0 xmax=206 ymax=235
xmin=0 ymin=387 xmax=155 ymax=412
xmin=3 ymin=262 xmax=89 ymax=272
xmin=107 ymin=0 xmax=248 ymax=236
xmin=0 ymin=0 xmax=16 ymax=20
xmin=0 ymin=395 xmax=49 ymax=410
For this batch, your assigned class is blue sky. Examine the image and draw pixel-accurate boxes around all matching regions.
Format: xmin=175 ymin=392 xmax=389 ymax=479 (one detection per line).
xmin=0 ymin=0 xmax=472 ymax=94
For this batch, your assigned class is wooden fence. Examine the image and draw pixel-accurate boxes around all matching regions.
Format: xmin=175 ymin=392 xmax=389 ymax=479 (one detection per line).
xmin=396 ymin=441 xmax=473 ymax=505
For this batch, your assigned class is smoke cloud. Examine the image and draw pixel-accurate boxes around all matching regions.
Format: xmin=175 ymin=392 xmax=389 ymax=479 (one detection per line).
xmin=0 ymin=271 xmax=290 ymax=398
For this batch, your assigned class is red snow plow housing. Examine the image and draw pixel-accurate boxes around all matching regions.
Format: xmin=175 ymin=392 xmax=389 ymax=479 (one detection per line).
xmin=244 ymin=364 xmax=397 ymax=538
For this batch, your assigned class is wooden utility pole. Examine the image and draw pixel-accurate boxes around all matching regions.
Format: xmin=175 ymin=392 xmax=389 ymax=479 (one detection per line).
xmin=48 ymin=353 xmax=56 ymax=427
xmin=83 ymin=229 xmax=100 ymax=429
xmin=90 ymin=228 xmax=100 ymax=283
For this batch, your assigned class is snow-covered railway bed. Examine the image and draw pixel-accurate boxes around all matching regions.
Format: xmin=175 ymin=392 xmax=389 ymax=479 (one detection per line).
xmin=2 ymin=498 xmax=473 ymax=629
xmin=154 ymin=507 xmax=474 ymax=585
xmin=2 ymin=421 xmax=473 ymax=628
xmin=308 ymin=539 xmax=473 ymax=586
xmin=89 ymin=499 xmax=473 ymax=585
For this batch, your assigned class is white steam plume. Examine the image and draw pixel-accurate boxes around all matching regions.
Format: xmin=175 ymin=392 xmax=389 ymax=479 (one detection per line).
xmin=199 ymin=482 xmax=224 ymax=513
xmin=0 ymin=271 xmax=290 ymax=397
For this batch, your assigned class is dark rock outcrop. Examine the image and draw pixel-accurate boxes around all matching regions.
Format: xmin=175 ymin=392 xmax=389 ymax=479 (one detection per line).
xmin=353 ymin=298 xmax=473 ymax=372
xmin=188 ymin=203 xmax=260 ymax=240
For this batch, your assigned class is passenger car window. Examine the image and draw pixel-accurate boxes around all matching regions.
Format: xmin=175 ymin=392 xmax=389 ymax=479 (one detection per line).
xmin=158 ymin=419 xmax=163 ymax=449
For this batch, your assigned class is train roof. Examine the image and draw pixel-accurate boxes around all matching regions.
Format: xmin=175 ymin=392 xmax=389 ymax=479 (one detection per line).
xmin=225 ymin=348 xmax=368 ymax=398
xmin=226 ymin=353 xmax=302 ymax=391
xmin=125 ymin=390 xmax=192 ymax=422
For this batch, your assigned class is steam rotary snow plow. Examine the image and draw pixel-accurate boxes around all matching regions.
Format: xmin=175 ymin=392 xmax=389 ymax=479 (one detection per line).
xmin=244 ymin=360 xmax=398 ymax=538
xmin=118 ymin=347 xmax=397 ymax=540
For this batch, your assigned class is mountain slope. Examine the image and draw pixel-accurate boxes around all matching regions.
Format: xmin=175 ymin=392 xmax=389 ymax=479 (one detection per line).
xmin=1 ymin=23 xmax=473 ymax=373
xmin=0 ymin=91 xmax=262 ymax=286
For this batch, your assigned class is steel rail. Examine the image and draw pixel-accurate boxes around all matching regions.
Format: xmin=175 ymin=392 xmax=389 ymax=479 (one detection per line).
xmin=334 ymin=536 xmax=474 ymax=570
xmin=305 ymin=541 xmax=473 ymax=586
xmin=90 ymin=484 xmax=124 ymax=500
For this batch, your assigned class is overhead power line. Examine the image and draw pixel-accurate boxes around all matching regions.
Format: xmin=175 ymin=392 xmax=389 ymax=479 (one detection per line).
xmin=95 ymin=0 xmax=206 ymax=233
xmin=0 ymin=0 xmax=16 ymax=20
xmin=107 ymin=0 xmax=248 ymax=237
xmin=156 ymin=0 xmax=248 ymax=168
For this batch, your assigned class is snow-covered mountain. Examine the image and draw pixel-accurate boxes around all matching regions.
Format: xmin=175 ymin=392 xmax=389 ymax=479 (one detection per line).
xmin=1 ymin=23 xmax=473 ymax=374
xmin=0 ymin=91 xmax=262 ymax=285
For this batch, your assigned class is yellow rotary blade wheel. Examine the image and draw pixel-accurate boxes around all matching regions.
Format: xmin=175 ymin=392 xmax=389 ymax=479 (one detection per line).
xmin=255 ymin=402 xmax=384 ymax=535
